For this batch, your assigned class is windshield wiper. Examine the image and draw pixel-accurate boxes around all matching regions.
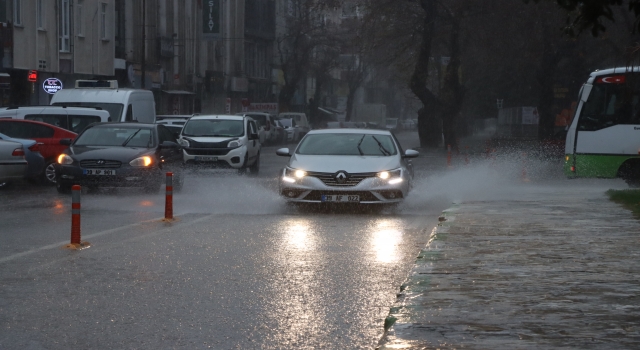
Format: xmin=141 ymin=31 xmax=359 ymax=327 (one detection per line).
xmin=121 ymin=129 xmax=142 ymax=146
xmin=356 ymin=134 xmax=366 ymax=155
xmin=371 ymin=136 xmax=391 ymax=156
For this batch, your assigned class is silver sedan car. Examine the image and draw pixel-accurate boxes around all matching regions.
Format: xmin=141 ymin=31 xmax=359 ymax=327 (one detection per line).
xmin=0 ymin=139 xmax=28 ymax=187
xmin=276 ymin=129 xmax=418 ymax=204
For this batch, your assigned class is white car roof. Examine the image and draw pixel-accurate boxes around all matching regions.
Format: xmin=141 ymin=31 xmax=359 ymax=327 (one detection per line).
xmin=308 ymin=128 xmax=392 ymax=135
xmin=588 ymin=67 xmax=640 ymax=82
xmin=188 ymin=115 xmax=245 ymax=121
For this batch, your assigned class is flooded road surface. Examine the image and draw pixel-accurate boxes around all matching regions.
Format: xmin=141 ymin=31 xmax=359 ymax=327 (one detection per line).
xmin=0 ymin=134 xmax=453 ymax=349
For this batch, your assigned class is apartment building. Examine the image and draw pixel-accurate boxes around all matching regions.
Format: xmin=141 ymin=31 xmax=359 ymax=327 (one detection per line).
xmin=1 ymin=0 xmax=280 ymax=115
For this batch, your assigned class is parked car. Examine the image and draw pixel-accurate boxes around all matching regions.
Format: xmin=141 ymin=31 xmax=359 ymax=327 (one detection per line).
xmin=236 ymin=112 xmax=278 ymax=145
xmin=0 ymin=132 xmax=45 ymax=181
xmin=276 ymin=128 xmax=419 ymax=204
xmin=178 ymin=115 xmax=261 ymax=175
xmin=276 ymin=117 xmax=300 ymax=143
xmin=55 ymin=123 xmax=184 ymax=193
xmin=0 ymin=119 xmax=77 ymax=184
xmin=272 ymin=119 xmax=287 ymax=145
xmin=156 ymin=118 xmax=188 ymax=138
xmin=0 ymin=140 xmax=28 ymax=187
xmin=0 ymin=106 xmax=111 ymax=134
xmin=385 ymin=118 xmax=399 ymax=131
xmin=277 ymin=112 xmax=311 ymax=139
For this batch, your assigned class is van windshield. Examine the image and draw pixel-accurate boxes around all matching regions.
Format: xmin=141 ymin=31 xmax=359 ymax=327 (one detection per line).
xmin=52 ymin=102 xmax=122 ymax=122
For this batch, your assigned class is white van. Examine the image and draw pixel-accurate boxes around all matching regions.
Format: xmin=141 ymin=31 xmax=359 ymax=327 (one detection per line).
xmin=0 ymin=106 xmax=111 ymax=133
xmin=50 ymin=80 xmax=156 ymax=124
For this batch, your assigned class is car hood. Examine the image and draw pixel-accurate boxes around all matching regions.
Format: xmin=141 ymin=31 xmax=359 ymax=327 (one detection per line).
xmin=68 ymin=146 xmax=154 ymax=161
xmin=181 ymin=136 xmax=239 ymax=144
xmin=289 ymin=154 xmax=400 ymax=173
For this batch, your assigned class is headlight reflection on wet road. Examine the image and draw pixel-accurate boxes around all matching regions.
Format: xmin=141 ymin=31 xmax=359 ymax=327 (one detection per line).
xmin=284 ymin=219 xmax=316 ymax=251
xmin=371 ymin=219 xmax=403 ymax=264
xmin=268 ymin=218 xmax=327 ymax=347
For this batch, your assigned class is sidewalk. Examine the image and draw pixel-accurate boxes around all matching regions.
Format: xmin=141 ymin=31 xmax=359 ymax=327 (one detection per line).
xmin=379 ymin=155 xmax=640 ymax=349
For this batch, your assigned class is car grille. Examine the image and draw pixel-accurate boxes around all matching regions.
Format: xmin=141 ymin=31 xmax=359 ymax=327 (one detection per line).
xmin=306 ymin=171 xmax=377 ymax=187
xmin=303 ymin=190 xmax=380 ymax=201
xmin=186 ymin=139 xmax=235 ymax=148
xmin=185 ymin=148 xmax=232 ymax=156
xmin=79 ymin=160 xmax=122 ymax=168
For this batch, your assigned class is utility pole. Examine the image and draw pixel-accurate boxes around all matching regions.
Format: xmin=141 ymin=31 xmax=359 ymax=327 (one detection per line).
xmin=141 ymin=0 xmax=146 ymax=89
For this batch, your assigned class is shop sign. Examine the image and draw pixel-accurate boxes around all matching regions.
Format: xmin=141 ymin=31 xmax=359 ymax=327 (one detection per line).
xmin=43 ymin=78 xmax=63 ymax=94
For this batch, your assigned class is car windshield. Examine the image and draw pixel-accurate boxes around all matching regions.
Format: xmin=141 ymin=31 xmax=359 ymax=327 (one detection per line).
xmin=182 ymin=119 xmax=244 ymax=137
xmin=278 ymin=118 xmax=293 ymax=128
xmin=51 ymin=102 xmax=122 ymax=122
xmin=296 ymin=133 xmax=397 ymax=156
xmin=74 ymin=126 xmax=154 ymax=148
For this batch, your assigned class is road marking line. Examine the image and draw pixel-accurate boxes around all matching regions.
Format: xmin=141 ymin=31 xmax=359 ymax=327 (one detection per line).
xmin=0 ymin=214 xmax=215 ymax=265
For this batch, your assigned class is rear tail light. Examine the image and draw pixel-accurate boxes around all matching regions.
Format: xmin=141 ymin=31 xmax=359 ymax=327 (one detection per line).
xmin=12 ymin=148 xmax=25 ymax=157
xmin=28 ymin=143 xmax=43 ymax=152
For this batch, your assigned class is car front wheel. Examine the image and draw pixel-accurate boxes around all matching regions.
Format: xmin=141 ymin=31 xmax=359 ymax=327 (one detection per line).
xmin=42 ymin=161 xmax=57 ymax=185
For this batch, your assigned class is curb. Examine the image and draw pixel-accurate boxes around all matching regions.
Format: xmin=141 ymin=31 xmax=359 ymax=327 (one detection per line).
xmin=377 ymin=203 xmax=460 ymax=350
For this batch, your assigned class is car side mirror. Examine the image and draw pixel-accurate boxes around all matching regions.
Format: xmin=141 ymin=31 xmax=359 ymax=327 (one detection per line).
xmin=60 ymin=138 xmax=73 ymax=146
xmin=160 ymin=141 xmax=180 ymax=149
xmin=403 ymin=149 xmax=419 ymax=158
xmin=250 ymin=133 xmax=259 ymax=140
xmin=276 ymin=148 xmax=291 ymax=157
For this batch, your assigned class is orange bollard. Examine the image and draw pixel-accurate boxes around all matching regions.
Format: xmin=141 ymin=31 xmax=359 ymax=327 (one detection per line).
xmin=447 ymin=144 xmax=452 ymax=168
xmin=165 ymin=172 xmax=173 ymax=220
xmin=64 ymin=185 xmax=90 ymax=249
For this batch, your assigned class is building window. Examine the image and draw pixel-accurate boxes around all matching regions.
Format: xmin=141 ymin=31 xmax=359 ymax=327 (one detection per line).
xmin=76 ymin=1 xmax=83 ymax=36
xmin=59 ymin=0 xmax=70 ymax=51
xmin=13 ymin=0 xmax=21 ymax=25
xmin=100 ymin=3 xmax=107 ymax=39
xmin=36 ymin=0 xmax=44 ymax=28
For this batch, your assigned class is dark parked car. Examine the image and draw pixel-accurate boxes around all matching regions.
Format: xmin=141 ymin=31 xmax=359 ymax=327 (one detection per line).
xmin=0 ymin=119 xmax=77 ymax=184
xmin=55 ymin=123 xmax=184 ymax=193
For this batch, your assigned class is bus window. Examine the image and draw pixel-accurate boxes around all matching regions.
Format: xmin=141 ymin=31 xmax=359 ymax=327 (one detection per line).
xmin=579 ymin=75 xmax=640 ymax=131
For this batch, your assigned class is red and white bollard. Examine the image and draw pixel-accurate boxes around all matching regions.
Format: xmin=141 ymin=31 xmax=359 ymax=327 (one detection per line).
xmin=64 ymin=185 xmax=90 ymax=249
xmin=164 ymin=172 xmax=174 ymax=221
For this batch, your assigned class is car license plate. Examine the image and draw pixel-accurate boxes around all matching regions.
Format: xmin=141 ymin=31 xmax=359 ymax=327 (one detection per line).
xmin=195 ymin=156 xmax=218 ymax=162
xmin=321 ymin=194 xmax=360 ymax=203
xmin=83 ymin=169 xmax=116 ymax=176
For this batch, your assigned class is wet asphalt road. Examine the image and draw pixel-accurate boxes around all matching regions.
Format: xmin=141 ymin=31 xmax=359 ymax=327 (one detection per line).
xmin=0 ymin=131 xmax=451 ymax=349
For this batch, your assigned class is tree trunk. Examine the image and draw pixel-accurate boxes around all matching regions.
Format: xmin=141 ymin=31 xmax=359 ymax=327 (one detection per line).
xmin=410 ymin=0 xmax=441 ymax=148
xmin=440 ymin=10 xmax=463 ymax=152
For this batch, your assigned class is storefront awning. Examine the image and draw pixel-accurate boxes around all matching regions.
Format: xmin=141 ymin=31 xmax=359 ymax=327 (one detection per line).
xmin=162 ymin=90 xmax=195 ymax=95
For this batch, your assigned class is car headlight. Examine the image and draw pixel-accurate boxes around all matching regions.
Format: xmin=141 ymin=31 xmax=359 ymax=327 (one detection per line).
xmin=283 ymin=167 xmax=306 ymax=183
xmin=57 ymin=154 xmax=73 ymax=165
xmin=378 ymin=169 xmax=403 ymax=184
xmin=228 ymin=140 xmax=242 ymax=148
xmin=377 ymin=169 xmax=401 ymax=179
xmin=130 ymin=156 xmax=153 ymax=167
xmin=178 ymin=138 xmax=190 ymax=147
